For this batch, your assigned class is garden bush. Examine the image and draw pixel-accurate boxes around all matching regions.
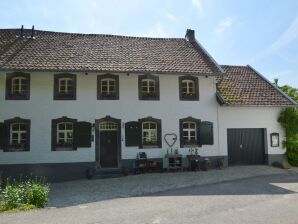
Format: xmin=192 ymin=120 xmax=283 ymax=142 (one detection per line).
xmin=0 ymin=175 xmax=50 ymax=212
xmin=278 ymin=107 xmax=298 ymax=166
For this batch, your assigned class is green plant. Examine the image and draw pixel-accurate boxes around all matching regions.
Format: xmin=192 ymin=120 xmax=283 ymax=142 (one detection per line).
xmin=278 ymin=107 xmax=298 ymax=166
xmin=0 ymin=176 xmax=49 ymax=212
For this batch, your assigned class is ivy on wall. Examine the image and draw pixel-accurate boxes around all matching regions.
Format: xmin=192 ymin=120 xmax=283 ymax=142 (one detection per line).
xmin=278 ymin=107 xmax=298 ymax=166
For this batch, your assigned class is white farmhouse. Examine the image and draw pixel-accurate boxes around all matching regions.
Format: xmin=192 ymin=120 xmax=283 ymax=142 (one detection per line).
xmin=0 ymin=28 xmax=296 ymax=181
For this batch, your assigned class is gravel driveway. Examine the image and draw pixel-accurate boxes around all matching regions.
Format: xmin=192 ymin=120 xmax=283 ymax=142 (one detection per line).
xmin=48 ymin=165 xmax=290 ymax=207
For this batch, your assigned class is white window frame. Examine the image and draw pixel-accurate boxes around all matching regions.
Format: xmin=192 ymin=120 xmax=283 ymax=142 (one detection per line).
xmin=141 ymin=79 xmax=155 ymax=94
xmin=99 ymin=121 xmax=118 ymax=131
xmin=142 ymin=121 xmax=157 ymax=144
xmin=10 ymin=122 xmax=27 ymax=145
xmin=101 ymin=78 xmax=116 ymax=95
xmin=57 ymin=122 xmax=73 ymax=145
xmin=58 ymin=78 xmax=73 ymax=94
xmin=182 ymin=121 xmax=197 ymax=142
xmin=181 ymin=79 xmax=195 ymax=95
xmin=11 ymin=77 xmax=26 ymax=95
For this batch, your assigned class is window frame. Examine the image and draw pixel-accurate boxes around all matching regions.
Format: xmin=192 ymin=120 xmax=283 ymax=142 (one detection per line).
xmin=138 ymin=74 xmax=160 ymax=100
xmin=138 ymin=117 xmax=162 ymax=148
xmin=6 ymin=72 xmax=30 ymax=100
xmin=4 ymin=117 xmax=31 ymax=152
xmin=179 ymin=117 xmax=201 ymax=147
xmin=52 ymin=117 xmax=77 ymax=151
xmin=97 ymin=74 xmax=119 ymax=100
xmin=179 ymin=76 xmax=199 ymax=101
xmin=54 ymin=73 xmax=76 ymax=100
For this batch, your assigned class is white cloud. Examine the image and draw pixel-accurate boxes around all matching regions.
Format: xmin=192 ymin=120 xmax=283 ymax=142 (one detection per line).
xmin=268 ymin=16 xmax=298 ymax=53
xmin=192 ymin=0 xmax=204 ymax=15
xmin=166 ymin=13 xmax=178 ymax=22
xmin=252 ymin=16 xmax=298 ymax=62
xmin=214 ymin=17 xmax=234 ymax=35
xmin=140 ymin=23 xmax=168 ymax=38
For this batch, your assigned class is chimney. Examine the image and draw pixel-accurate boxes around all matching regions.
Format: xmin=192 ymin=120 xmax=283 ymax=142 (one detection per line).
xmin=185 ymin=29 xmax=195 ymax=42
xmin=20 ymin=25 xmax=24 ymax=37
xmin=31 ymin=25 xmax=35 ymax=38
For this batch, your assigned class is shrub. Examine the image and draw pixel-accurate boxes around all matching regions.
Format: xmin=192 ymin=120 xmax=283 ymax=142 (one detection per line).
xmin=278 ymin=107 xmax=298 ymax=166
xmin=0 ymin=176 xmax=50 ymax=212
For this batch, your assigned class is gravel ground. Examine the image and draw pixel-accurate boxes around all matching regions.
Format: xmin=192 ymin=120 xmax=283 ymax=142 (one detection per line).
xmin=48 ymin=165 xmax=291 ymax=207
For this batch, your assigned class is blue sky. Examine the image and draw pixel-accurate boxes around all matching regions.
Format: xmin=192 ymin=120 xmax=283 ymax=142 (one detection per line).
xmin=1 ymin=0 xmax=298 ymax=87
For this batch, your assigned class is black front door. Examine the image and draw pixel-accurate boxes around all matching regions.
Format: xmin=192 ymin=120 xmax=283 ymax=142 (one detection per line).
xmin=228 ymin=128 xmax=265 ymax=165
xmin=100 ymin=130 xmax=118 ymax=168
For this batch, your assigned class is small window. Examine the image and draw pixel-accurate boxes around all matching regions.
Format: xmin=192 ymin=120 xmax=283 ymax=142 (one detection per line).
xmin=179 ymin=76 xmax=199 ymax=101
xmin=97 ymin=74 xmax=119 ymax=100
xmin=138 ymin=74 xmax=159 ymax=100
xmin=4 ymin=117 xmax=30 ymax=151
xmin=57 ymin=122 xmax=73 ymax=145
xmin=6 ymin=72 xmax=30 ymax=100
xmin=179 ymin=117 xmax=200 ymax=147
xmin=142 ymin=122 xmax=157 ymax=145
xmin=99 ymin=121 xmax=118 ymax=131
xmin=139 ymin=117 xmax=162 ymax=148
xmin=52 ymin=117 xmax=77 ymax=150
xmin=182 ymin=121 xmax=197 ymax=144
xmin=54 ymin=74 xmax=76 ymax=100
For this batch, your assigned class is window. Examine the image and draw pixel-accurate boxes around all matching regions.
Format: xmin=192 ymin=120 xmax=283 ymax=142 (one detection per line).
xmin=6 ymin=72 xmax=30 ymax=100
xmin=52 ymin=117 xmax=77 ymax=150
xmin=3 ymin=117 xmax=30 ymax=151
xmin=179 ymin=76 xmax=199 ymax=100
xmin=138 ymin=74 xmax=159 ymax=100
xmin=142 ymin=122 xmax=157 ymax=145
xmin=99 ymin=121 xmax=118 ymax=130
xmin=138 ymin=117 xmax=162 ymax=148
xmin=54 ymin=73 xmax=76 ymax=100
xmin=57 ymin=122 xmax=73 ymax=145
xmin=97 ymin=74 xmax=119 ymax=100
xmin=182 ymin=122 xmax=197 ymax=144
xmin=179 ymin=117 xmax=200 ymax=147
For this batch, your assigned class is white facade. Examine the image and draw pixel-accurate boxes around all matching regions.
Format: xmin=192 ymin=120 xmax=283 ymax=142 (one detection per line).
xmin=0 ymin=71 xmax=286 ymax=165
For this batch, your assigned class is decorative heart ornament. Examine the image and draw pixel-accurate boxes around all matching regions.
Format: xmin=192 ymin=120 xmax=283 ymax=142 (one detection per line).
xmin=164 ymin=133 xmax=177 ymax=147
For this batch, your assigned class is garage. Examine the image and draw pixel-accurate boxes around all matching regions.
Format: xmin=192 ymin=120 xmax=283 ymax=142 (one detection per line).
xmin=227 ymin=128 xmax=265 ymax=165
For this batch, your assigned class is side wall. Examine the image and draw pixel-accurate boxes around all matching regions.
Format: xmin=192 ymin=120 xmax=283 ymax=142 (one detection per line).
xmin=218 ymin=106 xmax=286 ymax=165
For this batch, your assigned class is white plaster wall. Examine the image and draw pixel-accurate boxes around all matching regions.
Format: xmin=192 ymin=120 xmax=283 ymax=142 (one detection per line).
xmin=218 ymin=106 xmax=286 ymax=157
xmin=0 ymin=71 xmax=220 ymax=164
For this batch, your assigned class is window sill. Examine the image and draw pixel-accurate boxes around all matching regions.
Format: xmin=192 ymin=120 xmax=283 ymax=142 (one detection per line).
xmin=54 ymin=147 xmax=75 ymax=151
xmin=141 ymin=145 xmax=160 ymax=149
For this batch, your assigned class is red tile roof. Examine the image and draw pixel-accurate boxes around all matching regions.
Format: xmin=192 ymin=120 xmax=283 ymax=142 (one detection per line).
xmin=217 ymin=65 xmax=296 ymax=106
xmin=0 ymin=29 xmax=223 ymax=75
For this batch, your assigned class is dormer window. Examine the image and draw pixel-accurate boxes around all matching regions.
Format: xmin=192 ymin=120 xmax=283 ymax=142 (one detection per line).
xmin=54 ymin=73 xmax=76 ymax=100
xmin=6 ymin=72 xmax=30 ymax=100
xmin=138 ymin=74 xmax=159 ymax=100
xmin=179 ymin=76 xmax=199 ymax=101
xmin=97 ymin=74 xmax=119 ymax=100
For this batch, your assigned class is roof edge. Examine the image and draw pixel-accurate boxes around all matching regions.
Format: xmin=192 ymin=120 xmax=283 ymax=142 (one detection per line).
xmin=192 ymin=39 xmax=225 ymax=74
xmin=247 ymin=64 xmax=297 ymax=106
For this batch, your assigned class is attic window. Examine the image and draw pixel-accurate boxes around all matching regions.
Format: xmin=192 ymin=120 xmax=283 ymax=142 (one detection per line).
xmin=6 ymin=72 xmax=30 ymax=100
xmin=54 ymin=73 xmax=76 ymax=100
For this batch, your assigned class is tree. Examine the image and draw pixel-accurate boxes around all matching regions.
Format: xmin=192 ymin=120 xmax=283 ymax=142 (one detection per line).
xmin=273 ymin=78 xmax=298 ymax=103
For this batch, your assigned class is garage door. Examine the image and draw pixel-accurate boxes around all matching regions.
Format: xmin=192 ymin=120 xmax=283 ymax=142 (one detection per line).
xmin=227 ymin=128 xmax=265 ymax=165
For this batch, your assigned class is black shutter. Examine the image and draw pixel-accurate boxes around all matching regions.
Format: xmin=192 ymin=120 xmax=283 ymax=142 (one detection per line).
xmin=75 ymin=122 xmax=92 ymax=148
xmin=179 ymin=119 xmax=184 ymax=147
xmin=51 ymin=120 xmax=57 ymax=151
xmin=155 ymin=76 xmax=160 ymax=100
xmin=125 ymin=121 xmax=141 ymax=147
xmin=156 ymin=119 xmax=162 ymax=148
xmin=199 ymin=121 xmax=213 ymax=145
xmin=0 ymin=122 xmax=6 ymax=150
